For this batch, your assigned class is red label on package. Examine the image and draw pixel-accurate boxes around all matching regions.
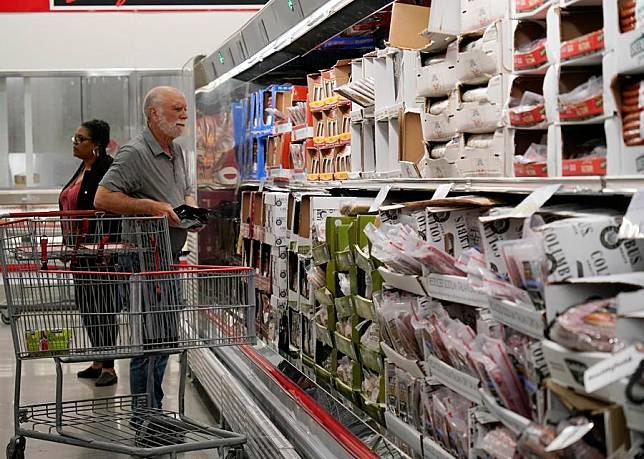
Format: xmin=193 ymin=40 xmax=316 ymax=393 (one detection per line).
xmin=562 ymin=157 xmax=607 ymax=176
xmin=514 ymin=44 xmax=548 ymax=70
xmin=516 ymin=0 xmax=547 ymax=13
xmin=509 ymin=104 xmax=546 ymax=126
xmin=515 ymin=162 xmax=548 ymax=177
xmin=561 ymin=29 xmax=605 ymax=61
xmin=559 ymin=94 xmax=604 ymax=121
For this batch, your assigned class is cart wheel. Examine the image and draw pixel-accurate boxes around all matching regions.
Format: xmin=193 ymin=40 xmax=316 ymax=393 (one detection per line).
xmin=1 ymin=311 xmax=9 ymax=325
xmin=6 ymin=436 xmax=25 ymax=459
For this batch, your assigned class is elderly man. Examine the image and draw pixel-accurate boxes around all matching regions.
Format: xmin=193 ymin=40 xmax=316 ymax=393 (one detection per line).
xmin=95 ymin=86 xmax=196 ymax=411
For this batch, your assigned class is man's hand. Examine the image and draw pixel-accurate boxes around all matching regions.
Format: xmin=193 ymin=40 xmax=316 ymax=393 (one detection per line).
xmin=148 ymin=201 xmax=181 ymax=226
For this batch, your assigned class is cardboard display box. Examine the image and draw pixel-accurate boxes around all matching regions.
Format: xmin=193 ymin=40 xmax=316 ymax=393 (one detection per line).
xmin=416 ymin=42 xmax=459 ymax=98
xmin=546 ymin=5 xmax=605 ymax=66
xmin=425 ymin=206 xmax=486 ymax=258
xmin=421 ymin=92 xmax=459 ymax=142
xmin=513 ymin=19 xmax=550 ymax=73
xmin=547 ymin=122 xmax=608 ymax=177
xmin=536 ymin=216 xmax=644 ymax=282
xmin=456 ymin=21 xmax=510 ymax=84
xmin=455 ymin=75 xmax=506 ymax=133
xmin=388 ymin=3 xmax=431 ymax=50
xmin=428 ymin=0 xmax=505 ymax=35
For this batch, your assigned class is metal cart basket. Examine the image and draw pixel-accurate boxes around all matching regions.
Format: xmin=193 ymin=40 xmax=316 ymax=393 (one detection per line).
xmin=0 ymin=211 xmax=256 ymax=458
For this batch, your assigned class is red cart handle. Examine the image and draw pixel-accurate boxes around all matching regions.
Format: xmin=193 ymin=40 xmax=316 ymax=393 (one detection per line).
xmin=0 ymin=210 xmax=102 ymax=218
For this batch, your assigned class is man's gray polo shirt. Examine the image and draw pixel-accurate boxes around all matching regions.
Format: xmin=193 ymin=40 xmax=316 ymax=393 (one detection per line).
xmin=100 ymin=127 xmax=194 ymax=256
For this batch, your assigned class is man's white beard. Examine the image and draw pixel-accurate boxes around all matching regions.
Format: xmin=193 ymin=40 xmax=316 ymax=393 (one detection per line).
xmin=158 ymin=112 xmax=183 ymax=139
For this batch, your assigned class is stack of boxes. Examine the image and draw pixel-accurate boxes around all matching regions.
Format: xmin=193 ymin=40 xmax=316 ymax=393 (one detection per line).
xmin=417 ymin=0 xmax=510 ymax=178
xmin=306 ymin=61 xmax=353 ymax=181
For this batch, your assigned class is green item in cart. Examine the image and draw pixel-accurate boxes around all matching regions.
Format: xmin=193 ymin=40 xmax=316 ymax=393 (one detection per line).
xmin=25 ymin=330 xmax=40 ymax=354
xmin=48 ymin=329 xmax=72 ymax=352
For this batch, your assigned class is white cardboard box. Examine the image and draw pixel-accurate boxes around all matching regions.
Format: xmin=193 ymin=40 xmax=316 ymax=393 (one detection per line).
xmin=536 ymin=216 xmax=644 ymax=283
xmin=425 ymin=206 xmax=486 ymax=257
xmin=543 ymin=273 xmax=644 ymax=323
xmin=375 ymin=48 xmax=399 ymax=121
xmin=264 ymin=192 xmax=289 ymax=246
xmin=362 ymin=119 xmax=377 ymax=176
xmin=542 ymin=339 xmax=612 ymax=401
xmin=421 ymin=92 xmax=459 ymax=141
xmin=456 ymin=128 xmax=506 ymax=177
xmin=603 ymin=0 xmax=643 ymax=74
xmin=543 ymin=63 xmax=611 ymax=125
xmin=455 ymin=75 xmax=506 ymax=133
xmin=460 ymin=0 xmax=507 ymax=35
xmin=478 ymin=211 xmax=525 ymax=280
xmin=547 ymin=122 xmax=609 ymax=178
xmin=416 ymin=41 xmax=459 ymax=98
xmin=399 ymin=49 xmax=422 ymax=113
xmin=456 ymin=21 xmax=510 ymax=85
xmin=546 ymin=3 xmax=606 ymax=67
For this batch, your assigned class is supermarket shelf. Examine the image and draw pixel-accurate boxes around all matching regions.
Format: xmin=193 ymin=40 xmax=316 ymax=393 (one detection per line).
xmin=0 ymin=188 xmax=61 ymax=206
xmin=240 ymin=176 xmax=607 ymax=194
xmin=196 ymin=0 xmax=391 ymax=91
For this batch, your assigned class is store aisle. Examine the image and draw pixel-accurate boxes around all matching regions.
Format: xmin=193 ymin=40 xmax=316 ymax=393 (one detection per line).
xmin=0 ymin=324 xmax=220 ymax=458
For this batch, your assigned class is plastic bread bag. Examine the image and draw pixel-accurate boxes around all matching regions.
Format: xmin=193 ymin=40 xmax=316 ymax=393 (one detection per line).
xmin=360 ymin=321 xmax=382 ymax=353
xmin=338 ymin=272 xmax=352 ymax=297
xmin=501 ymin=238 xmax=548 ymax=309
xmin=431 ymin=389 xmax=452 ymax=450
xmin=385 ymin=362 xmax=399 ymax=415
xmin=549 ymin=298 xmax=619 ymax=352
xmin=337 ymin=318 xmax=353 ymax=339
xmin=442 ymin=318 xmax=477 ymax=375
xmin=429 ymin=98 xmax=451 ymax=115
xmin=509 ymin=90 xmax=545 ymax=110
xmin=462 ymin=86 xmax=490 ymax=103
xmin=362 ymin=369 xmax=381 ymax=403
xmin=380 ymin=296 xmax=422 ymax=359
xmin=426 ymin=315 xmax=454 ymax=365
xmin=517 ymin=423 xmax=563 ymax=459
xmin=306 ymin=265 xmax=326 ymax=290
xmin=558 ymin=76 xmax=603 ymax=106
xmin=446 ymin=394 xmax=472 ymax=459
xmin=363 ymin=222 xmax=423 ymax=275
xmin=480 ymin=335 xmax=532 ymax=418
xmin=479 ymin=427 xmax=518 ymax=459
xmin=466 ymin=133 xmax=495 ymax=148
xmin=337 ymin=356 xmax=354 ymax=385
xmin=314 ymin=306 xmax=329 ymax=326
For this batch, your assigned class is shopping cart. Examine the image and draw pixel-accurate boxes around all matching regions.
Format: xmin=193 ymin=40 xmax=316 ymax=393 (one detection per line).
xmin=0 ymin=211 xmax=256 ymax=458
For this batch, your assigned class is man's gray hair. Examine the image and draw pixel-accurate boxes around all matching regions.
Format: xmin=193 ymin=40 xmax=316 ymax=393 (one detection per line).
xmin=142 ymin=86 xmax=180 ymax=121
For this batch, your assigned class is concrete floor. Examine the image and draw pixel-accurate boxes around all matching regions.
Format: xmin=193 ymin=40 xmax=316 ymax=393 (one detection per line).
xmin=0 ymin=324 xmax=220 ymax=458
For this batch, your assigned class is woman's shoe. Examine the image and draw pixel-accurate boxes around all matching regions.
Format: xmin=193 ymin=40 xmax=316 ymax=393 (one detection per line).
xmin=77 ymin=366 xmax=102 ymax=379
xmin=95 ymin=371 xmax=118 ymax=387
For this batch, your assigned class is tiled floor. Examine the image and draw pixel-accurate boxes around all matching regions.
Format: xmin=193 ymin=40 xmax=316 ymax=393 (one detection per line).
xmin=0 ymin=324 xmax=220 ymax=458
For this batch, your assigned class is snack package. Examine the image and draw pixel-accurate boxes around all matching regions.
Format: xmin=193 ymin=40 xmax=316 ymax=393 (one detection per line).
xmin=479 ymin=427 xmax=518 ymax=459
xmin=501 ymin=237 xmax=548 ymax=309
xmin=550 ymin=298 xmax=618 ymax=352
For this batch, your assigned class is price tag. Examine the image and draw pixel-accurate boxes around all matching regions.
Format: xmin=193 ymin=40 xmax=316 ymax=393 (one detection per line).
xmin=545 ymin=422 xmax=594 ymax=452
xmin=619 ymin=189 xmax=644 ymax=239
xmin=431 ymin=183 xmax=453 ymax=200
xmin=258 ymin=178 xmax=266 ymax=193
xmin=584 ymin=345 xmax=644 ymax=393
xmin=427 ymin=355 xmax=481 ymax=404
xmin=369 ymin=184 xmax=392 ymax=212
xmin=510 ymin=184 xmax=561 ymax=219
xmin=488 ymin=298 xmax=545 ymax=339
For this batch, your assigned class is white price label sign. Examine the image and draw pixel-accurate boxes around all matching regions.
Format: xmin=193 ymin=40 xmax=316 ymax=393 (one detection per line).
xmin=584 ymin=345 xmax=644 ymax=393
xmin=510 ymin=184 xmax=561 ymax=219
xmin=427 ymin=355 xmax=481 ymax=404
xmin=369 ymin=185 xmax=392 ymax=212
xmin=431 ymin=183 xmax=453 ymax=200
xmin=619 ymin=189 xmax=644 ymax=239
xmin=488 ymin=298 xmax=545 ymax=339
xmin=546 ymin=423 xmax=594 ymax=452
